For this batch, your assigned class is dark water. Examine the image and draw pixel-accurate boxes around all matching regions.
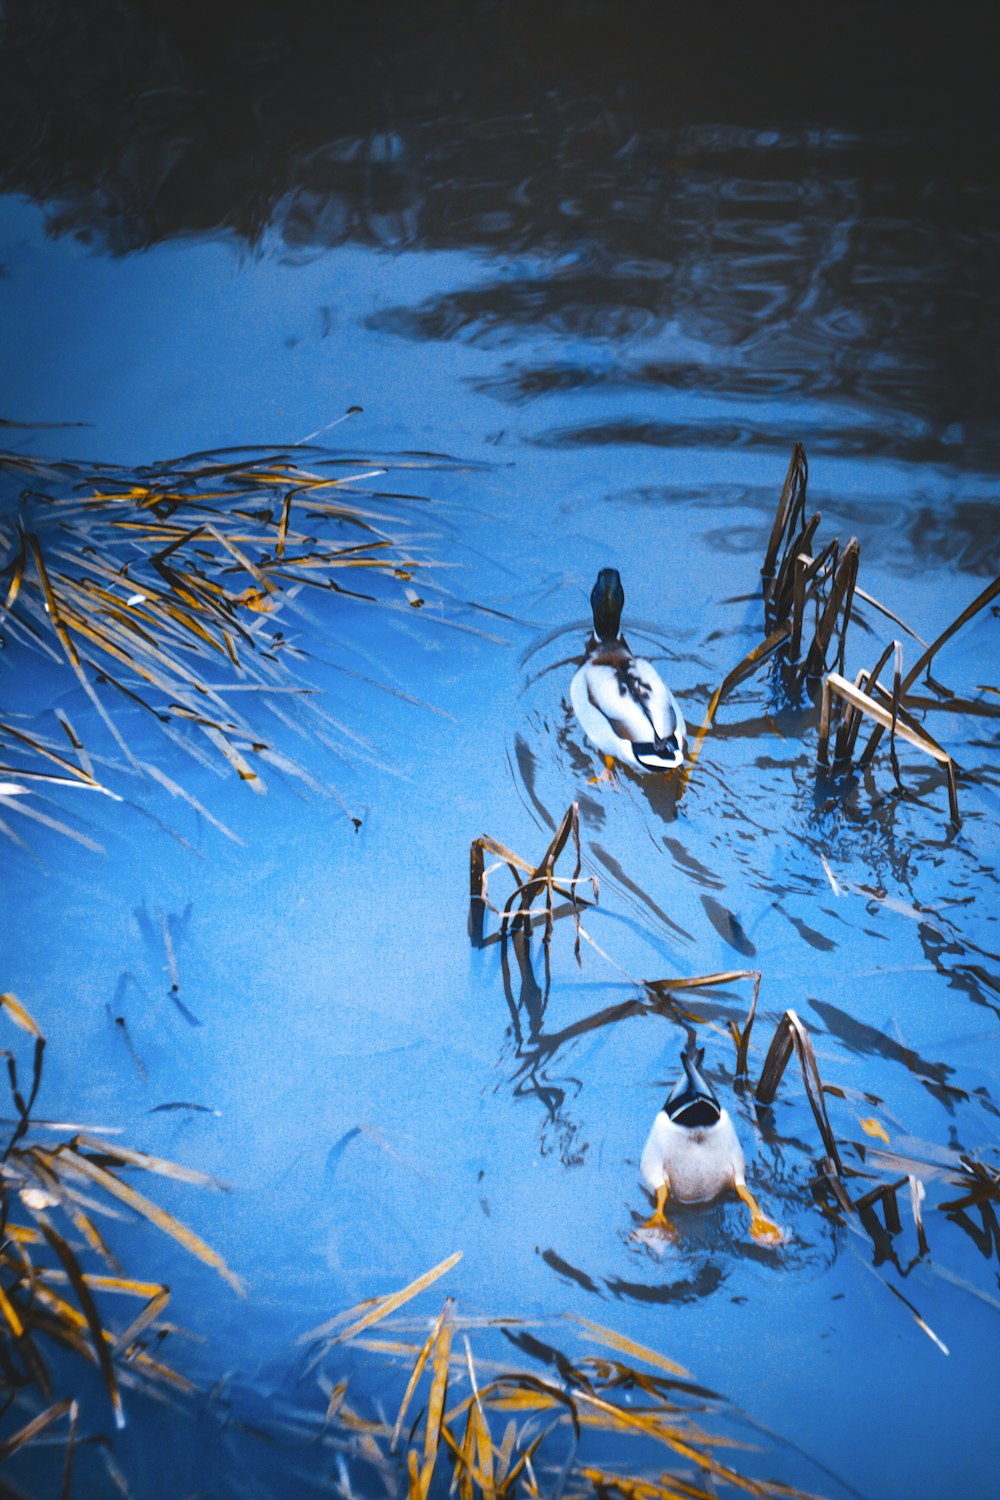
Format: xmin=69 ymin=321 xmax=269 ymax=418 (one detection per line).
xmin=1 ymin=5 xmax=999 ymax=1497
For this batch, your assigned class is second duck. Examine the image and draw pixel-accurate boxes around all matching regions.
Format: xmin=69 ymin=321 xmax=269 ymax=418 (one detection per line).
xmin=571 ymin=568 xmax=686 ymax=779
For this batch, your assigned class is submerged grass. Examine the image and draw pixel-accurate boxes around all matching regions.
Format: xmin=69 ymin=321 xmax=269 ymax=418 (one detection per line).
xmin=0 ymin=991 xmax=241 ymax=1491
xmin=295 ymin=1258 xmax=828 ymax=1500
xmin=0 ymin=442 xmax=446 ymax=844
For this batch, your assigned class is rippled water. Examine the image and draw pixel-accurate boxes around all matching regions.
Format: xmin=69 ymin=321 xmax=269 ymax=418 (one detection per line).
xmin=1 ymin=6 xmax=999 ymax=1497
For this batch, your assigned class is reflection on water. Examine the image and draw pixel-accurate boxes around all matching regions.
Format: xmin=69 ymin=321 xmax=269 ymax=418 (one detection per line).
xmin=2 ymin=5 xmax=999 ymax=475
xmin=1 ymin=2 xmax=1000 ymax=1497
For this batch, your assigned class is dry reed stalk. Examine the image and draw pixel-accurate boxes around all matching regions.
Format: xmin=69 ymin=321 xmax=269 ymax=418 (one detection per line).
xmin=684 ymin=445 xmax=867 ymax=793
xmin=753 ymin=1010 xmax=843 ymax=1177
xmin=761 ymin=444 xmax=809 ymax=610
xmin=818 ymin=669 xmax=960 ymax=825
xmin=860 ymin=574 xmax=1000 ymax=763
xmin=469 ymin=805 xmax=598 ymax=948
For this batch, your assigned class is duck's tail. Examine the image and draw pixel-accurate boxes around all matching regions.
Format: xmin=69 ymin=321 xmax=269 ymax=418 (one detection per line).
xmin=664 ymin=1046 xmax=722 ymax=1126
xmin=633 ymin=733 xmax=684 ymax=771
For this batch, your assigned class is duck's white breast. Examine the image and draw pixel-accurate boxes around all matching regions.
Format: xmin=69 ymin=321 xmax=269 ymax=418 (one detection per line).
xmin=640 ymin=1109 xmax=745 ymax=1203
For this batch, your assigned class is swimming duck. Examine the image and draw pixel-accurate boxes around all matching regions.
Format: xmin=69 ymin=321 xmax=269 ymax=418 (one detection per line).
xmin=639 ymin=1049 xmax=784 ymax=1245
xmin=570 ymin=569 xmax=685 ymax=781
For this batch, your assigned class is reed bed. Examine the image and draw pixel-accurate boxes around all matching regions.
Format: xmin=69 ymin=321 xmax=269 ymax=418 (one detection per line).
xmin=680 ymin=444 xmax=999 ymax=827
xmin=0 ymin=991 xmax=241 ymax=1492
xmin=0 ymin=442 xmax=443 ymax=843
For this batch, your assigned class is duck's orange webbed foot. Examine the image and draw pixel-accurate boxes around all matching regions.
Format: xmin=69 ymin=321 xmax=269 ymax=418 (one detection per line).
xmin=735 ymin=1181 xmax=786 ymax=1246
xmin=587 ymin=755 xmax=617 ymax=785
xmin=637 ymin=1183 xmax=676 ymax=1240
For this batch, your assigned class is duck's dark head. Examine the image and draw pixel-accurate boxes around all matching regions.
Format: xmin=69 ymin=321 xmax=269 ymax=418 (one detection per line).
xmin=664 ymin=1047 xmax=722 ymax=1129
xmin=590 ymin=568 xmax=624 ymax=642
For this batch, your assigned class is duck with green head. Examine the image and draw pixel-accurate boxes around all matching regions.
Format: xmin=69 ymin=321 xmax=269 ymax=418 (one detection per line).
xmin=571 ymin=568 xmax=686 ymax=781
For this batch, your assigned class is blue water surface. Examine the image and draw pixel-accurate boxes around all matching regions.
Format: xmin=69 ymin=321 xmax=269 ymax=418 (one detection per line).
xmin=1 ymin=22 xmax=999 ymax=1497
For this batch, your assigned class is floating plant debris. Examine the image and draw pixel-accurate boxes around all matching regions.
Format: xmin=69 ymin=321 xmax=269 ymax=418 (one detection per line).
xmin=0 ymin=444 xmax=448 ymax=844
xmin=0 ymin=990 xmax=241 ymax=1479
xmin=296 ymin=1258 xmax=829 ymax=1500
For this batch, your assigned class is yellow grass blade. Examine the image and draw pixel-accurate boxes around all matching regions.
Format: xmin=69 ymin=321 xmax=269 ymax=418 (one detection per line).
xmin=578 ymin=1470 xmax=710 ymax=1500
xmin=464 ymin=1336 xmax=495 ymax=1499
xmin=116 ymin=1289 xmax=171 ymax=1353
xmin=301 ymin=1250 xmax=462 ymax=1346
xmin=1 ymin=990 xmax=43 ymax=1036
xmin=0 ymin=1282 xmax=25 ymax=1338
xmin=36 ymin=1213 xmax=124 ymax=1429
xmin=322 ymin=1378 xmax=349 ymax=1426
xmin=391 ymin=1300 xmax=451 ymax=1450
xmin=69 ymin=1135 xmax=228 ymax=1190
xmin=0 ymin=1398 xmax=75 ymax=1461
xmin=0 ymin=718 xmax=98 ymax=786
xmin=52 ymin=1147 xmax=246 ymax=1295
xmin=2 ymin=526 xmax=26 ymax=610
xmin=568 ymin=1315 xmax=690 ymax=1378
xmin=418 ymin=1304 xmax=453 ymax=1498
xmin=39 ymin=1272 xmax=164 ymax=1299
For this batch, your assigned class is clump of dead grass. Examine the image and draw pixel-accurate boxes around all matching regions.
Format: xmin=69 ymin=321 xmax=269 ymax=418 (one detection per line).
xmin=0 ymin=991 xmax=242 ymax=1491
xmin=295 ymin=1251 xmax=828 ymax=1500
xmin=0 ymin=442 xmax=442 ymax=845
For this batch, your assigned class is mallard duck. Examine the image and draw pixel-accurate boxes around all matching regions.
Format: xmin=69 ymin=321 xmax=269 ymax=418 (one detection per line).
xmin=639 ymin=1048 xmax=784 ymax=1245
xmin=570 ymin=568 xmax=685 ymax=781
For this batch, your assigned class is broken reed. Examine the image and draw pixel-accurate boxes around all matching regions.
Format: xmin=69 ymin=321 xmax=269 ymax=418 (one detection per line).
xmin=683 ymin=445 xmax=864 ymax=782
xmin=0 ymin=444 xmax=434 ymax=831
xmin=296 ymin=1250 xmax=827 ymax=1500
xmin=469 ymin=802 xmax=597 ymax=949
xmin=816 ymin=574 xmax=1000 ymax=826
xmin=733 ymin=994 xmax=1000 ymax=1334
xmin=0 ymin=991 xmax=242 ymax=1486
xmin=659 ymin=980 xmax=998 ymax=1350
xmin=684 ymin=443 xmax=999 ymax=828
